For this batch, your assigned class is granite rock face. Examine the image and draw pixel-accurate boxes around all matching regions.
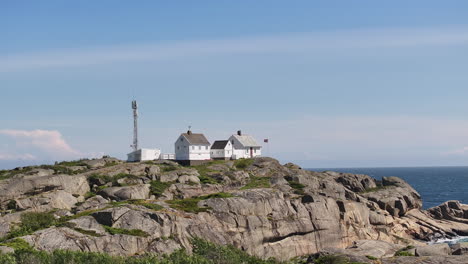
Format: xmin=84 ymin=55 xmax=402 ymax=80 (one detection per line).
xmin=1 ymin=157 xmax=468 ymax=263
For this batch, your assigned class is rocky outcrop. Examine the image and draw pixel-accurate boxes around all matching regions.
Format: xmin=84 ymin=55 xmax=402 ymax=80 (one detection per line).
xmin=361 ymin=176 xmax=422 ymax=217
xmin=0 ymin=174 xmax=89 ymax=205
xmin=99 ymin=184 xmax=150 ymax=201
xmin=1 ymin=157 xmax=468 ymax=263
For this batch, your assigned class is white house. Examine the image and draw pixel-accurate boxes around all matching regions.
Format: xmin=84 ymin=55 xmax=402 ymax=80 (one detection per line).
xmin=175 ymin=130 xmax=211 ymax=165
xmin=210 ymin=140 xmax=234 ymax=160
xmin=127 ymin=148 xmax=161 ymax=162
xmin=228 ymin=130 xmax=262 ymax=159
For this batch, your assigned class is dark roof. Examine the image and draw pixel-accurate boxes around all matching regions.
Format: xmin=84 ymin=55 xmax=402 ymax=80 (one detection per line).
xmin=182 ymin=133 xmax=210 ymax=145
xmin=211 ymin=140 xmax=229 ymax=150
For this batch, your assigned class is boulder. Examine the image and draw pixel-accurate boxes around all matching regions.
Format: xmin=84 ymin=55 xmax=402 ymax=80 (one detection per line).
xmin=0 ymin=245 xmax=14 ymax=254
xmin=334 ymin=173 xmax=377 ymax=193
xmin=69 ymin=216 xmax=106 ymax=235
xmin=344 ymin=240 xmax=402 ymax=258
xmin=177 ymin=175 xmax=200 ymax=184
xmin=22 ymin=227 xmax=150 ymax=256
xmin=0 ymin=174 xmax=90 ymax=203
xmin=15 ymin=190 xmax=78 ymax=211
xmin=451 ymin=242 xmax=468 ymax=255
xmin=415 ymin=243 xmax=451 ymax=256
xmin=361 ymin=177 xmax=422 ymax=217
xmin=428 ymin=201 xmax=468 ymax=224
xmin=75 ymin=195 xmax=109 ymax=212
xmin=99 ymin=184 xmax=150 ymax=201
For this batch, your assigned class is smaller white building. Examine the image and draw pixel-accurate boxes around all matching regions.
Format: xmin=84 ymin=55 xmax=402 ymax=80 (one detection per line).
xmin=175 ymin=130 xmax=211 ymax=165
xmin=127 ymin=148 xmax=161 ymax=162
xmin=229 ymin=131 xmax=262 ymax=159
xmin=210 ymin=140 xmax=234 ymax=160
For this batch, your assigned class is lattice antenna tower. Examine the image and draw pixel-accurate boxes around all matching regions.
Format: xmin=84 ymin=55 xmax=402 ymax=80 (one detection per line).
xmin=131 ymin=100 xmax=138 ymax=151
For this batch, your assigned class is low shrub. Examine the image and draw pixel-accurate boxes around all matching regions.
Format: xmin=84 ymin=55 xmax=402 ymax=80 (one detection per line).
xmin=234 ymin=159 xmax=254 ymax=169
xmin=394 ymin=245 xmax=415 ymax=256
xmin=0 ymin=238 xmax=287 ymax=264
xmin=1 ymin=212 xmax=57 ymax=241
xmin=0 ymin=238 xmax=33 ymax=250
xmin=149 ymin=181 xmax=173 ymax=197
xmin=103 ymin=226 xmax=148 ymax=237
xmin=287 ymin=180 xmax=306 ymax=195
xmin=241 ymin=176 xmax=271 ymax=190
xmin=167 ymin=192 xmax=234 ymax=213
xmin=313 ymin=255 xmax=350 ymax=264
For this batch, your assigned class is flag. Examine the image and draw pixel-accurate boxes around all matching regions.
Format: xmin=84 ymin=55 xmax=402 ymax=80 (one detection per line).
xmin=264 ymin=139 xmax=269 ymax=143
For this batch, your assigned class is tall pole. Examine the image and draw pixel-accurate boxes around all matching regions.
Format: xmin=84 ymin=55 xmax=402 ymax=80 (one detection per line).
xmin=132 ymin=100 xmax=138 ymax=151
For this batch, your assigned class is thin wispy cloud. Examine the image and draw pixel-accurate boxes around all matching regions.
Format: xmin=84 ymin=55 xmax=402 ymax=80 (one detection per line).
xmin=0 ymin=129 xmax=81 ymax=160
xmin=0 ymin=153 xmax=37 ymax=161
xmin=1 ymin=27 xmax=467 ymax=72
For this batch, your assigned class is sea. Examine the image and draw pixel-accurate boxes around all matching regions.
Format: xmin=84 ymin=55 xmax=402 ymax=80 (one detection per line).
xmin=308 ymin=166 xmax=468 ymax=244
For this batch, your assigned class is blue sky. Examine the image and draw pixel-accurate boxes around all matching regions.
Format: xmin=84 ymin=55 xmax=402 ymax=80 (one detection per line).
xmin=1 ymin=1 xmax=468 ymax=169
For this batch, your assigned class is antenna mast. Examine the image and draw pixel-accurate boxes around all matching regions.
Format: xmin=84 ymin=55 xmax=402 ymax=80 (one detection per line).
xmin=131 ymin=100 xmax=138 ymax=151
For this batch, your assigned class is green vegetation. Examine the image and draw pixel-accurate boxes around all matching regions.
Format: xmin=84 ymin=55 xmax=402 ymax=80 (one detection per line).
xmin=287 ymin=180 xmax=306 ymax=195
xmin=103 ymin=226 xmax=149 ymax=237
xmin=0 ymin=167 xmax=35 ymax=181
xmin=0 ymin=212 xmax=57 ymax=242
xmin=167 ymin=192 xmax=234 ymax=213
xmin=241 ymin=176 xmax=271 ymax=190
xmin=360 ymin=186 xmax=387 ymax=193
xmin=192 ymin=162 xmax=224 ymax=184
xmin=58 ymin=222 xmax=103 ymax=237
xmin=313 ymin=255 xmax=368 ymax=264
xmin=0 ymin=238 xmax=289 ymax=264
xmin=161 ymin=165 xmax=179 ymax=172
xmin=89 ymin=173 xmax=139 ymax=187
xmin=394 ymin=245 xmax=415 ymax=257
xmin=167 ymin=198 xmax=210 ymax=213
xmin=365 ymin=255 xmax=378 ymax=260
xmin=394 ymin=251 xmax=414 ymax=256
xmin=150 ymin=180 xmax=173 ymax=197
xmin=55 ymin=160 xmax=90 ymax=167
xmin=0 ymin=238 xmax=33 ymax=251
xmin=6 ymin=200 xmax=17 ymax=210
xmin=234 ymin=158 xmax=254 ymax=169
xmin=110 ymin=199 xmax=163 ymax=211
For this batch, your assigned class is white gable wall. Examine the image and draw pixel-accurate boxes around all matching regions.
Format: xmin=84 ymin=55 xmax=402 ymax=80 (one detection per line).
xmin=175 ymin=135 xmax=211 ymax=161
xmin=211 ymin=141 xmax=233 ymax=159
xmin=175 ymin=135 xmax=190 ymax=160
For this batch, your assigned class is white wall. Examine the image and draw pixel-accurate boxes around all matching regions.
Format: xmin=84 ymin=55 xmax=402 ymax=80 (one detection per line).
xmin=188 ymin=144 xmax=211 ymax=160
xmin=211 ymin=141 xmax=233 ymax=159
xmin=127 ymin=148 xmax=161 ymax=162
xmin=175 ymin=135 xmax=211 ymax=160
xmin=228 ymin=135 xmax=262 ymax=159
xmin=175 ymin=135 xmax=190 ymax=160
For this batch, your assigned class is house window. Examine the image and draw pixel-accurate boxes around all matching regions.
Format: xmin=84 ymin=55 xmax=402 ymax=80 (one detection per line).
xmin=181 ymin=138 xmax=183 ymax=141
xmin=177 ymin=146 xmax=180 ymax=150
xmin=227 ymin=150 xmax=230 ymax=154
xmin=205 ymin=146 xmax=208 ymax=150
xmin=254 ymin=149 xmax=257 ymax=153
xmin=245 ymin=149 xmax=248 ymax=154
xmin=199 ymin=146 xmax=201 ymax=150
xmin=191 ymin=146 xmax=195 ymax=150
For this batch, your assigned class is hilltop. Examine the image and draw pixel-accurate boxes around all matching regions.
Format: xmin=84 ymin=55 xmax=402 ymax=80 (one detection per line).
xmin=0 ymin=157 xmax=467 ymax=264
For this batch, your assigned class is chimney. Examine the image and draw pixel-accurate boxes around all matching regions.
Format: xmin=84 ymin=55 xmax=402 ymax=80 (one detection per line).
xmin=237 ymin=130 xmax=242 ymax=136
xmin=187 ymin=130 xmax=192 ymax=135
